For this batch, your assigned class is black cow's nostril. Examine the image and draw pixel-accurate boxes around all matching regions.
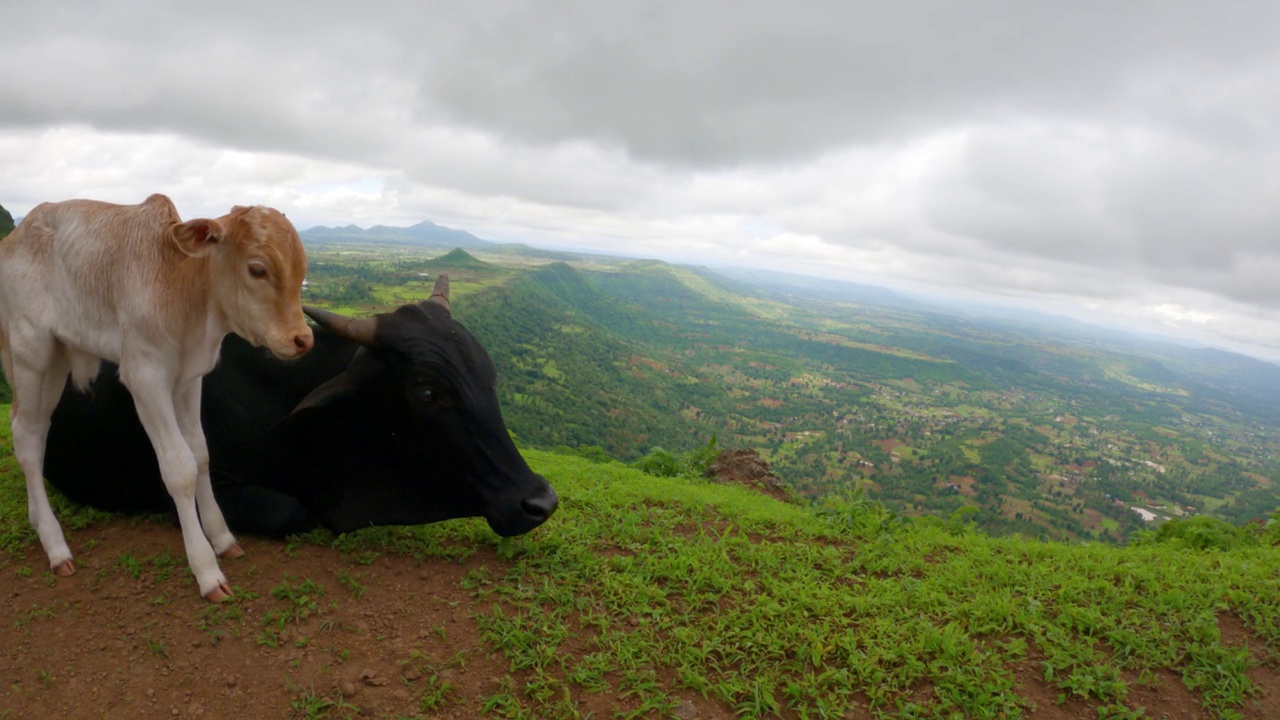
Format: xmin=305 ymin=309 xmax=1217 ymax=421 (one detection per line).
xmin=522 ymin=492 xmax=559 ymax=521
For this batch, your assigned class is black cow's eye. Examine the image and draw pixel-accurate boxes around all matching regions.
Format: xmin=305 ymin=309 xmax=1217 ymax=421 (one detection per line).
xmin=414 ymin=386 xmax=434 ymax=403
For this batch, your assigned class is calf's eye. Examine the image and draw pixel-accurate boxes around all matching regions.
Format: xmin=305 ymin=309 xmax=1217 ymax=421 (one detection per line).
xmin=248 ymin=262 xmax=269 ymax=280
xmin=414 ymin=387 xmax=434 ymax=403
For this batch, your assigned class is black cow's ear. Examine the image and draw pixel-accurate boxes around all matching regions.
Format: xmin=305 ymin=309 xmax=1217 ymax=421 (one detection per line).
xmin=289 ymin=373 xmax=359 ymax=414
xmin=288 ymin=348 xmax=384 ymax=414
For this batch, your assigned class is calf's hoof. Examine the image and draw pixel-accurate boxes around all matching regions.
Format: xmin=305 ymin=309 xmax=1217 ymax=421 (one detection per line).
xmin=219 ymin=543 xmax=245 ymax=560
xmin=53 ymin=559 xmax=77 ymax=577
xmin=204 ymin=582 xmax=234 ymax=603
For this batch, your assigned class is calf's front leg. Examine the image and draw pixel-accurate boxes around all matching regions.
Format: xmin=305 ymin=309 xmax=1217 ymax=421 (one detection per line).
xmin=122 ymin=365 xmax=231 ymax=602
xmin=174 ymin=378 xmax=241 ymax=559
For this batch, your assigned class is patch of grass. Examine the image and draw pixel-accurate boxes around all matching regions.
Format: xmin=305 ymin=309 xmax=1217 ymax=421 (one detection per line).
xmin=115 ymin=552 xmax=143 ymax=581
xmin=334 ymin=569 xmax=364 ymax=599
xmin=259 ymin=577 xmax=328 ymax=648
xmin=453 ymin=451 xmax=1280 ymax=719
xmin=414 ymin=672 xmax=459 ymax=712
xmin=144 ymin=635 xmax=168 ymax=659
xmin=288 ymin=684 xmax=357 ymax=720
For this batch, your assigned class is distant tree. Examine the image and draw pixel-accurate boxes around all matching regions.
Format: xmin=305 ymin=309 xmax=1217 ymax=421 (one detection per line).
xmin=0 ymin=203 xmax=13 ymax=239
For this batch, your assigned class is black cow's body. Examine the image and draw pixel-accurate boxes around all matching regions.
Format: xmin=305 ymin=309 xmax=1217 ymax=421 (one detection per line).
xmin=43 ymin=279 xmax=558 ymax=538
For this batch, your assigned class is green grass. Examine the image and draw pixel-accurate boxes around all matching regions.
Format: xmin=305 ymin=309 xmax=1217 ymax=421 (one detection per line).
xmin=259 ymin=576 xmax=329 ymax=648
xmin=1 ymin=405 xmax=1278 ymax=717
xmin=465 ymin=451 xmax=1280 ymax=718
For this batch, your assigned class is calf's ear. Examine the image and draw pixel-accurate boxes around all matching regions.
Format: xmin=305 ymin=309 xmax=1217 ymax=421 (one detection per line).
xmin=170 ymin=218 xmax=224 ymax=256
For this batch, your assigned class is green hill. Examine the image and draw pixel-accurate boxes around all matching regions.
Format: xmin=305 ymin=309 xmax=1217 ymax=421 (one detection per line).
xmin=428 ymin=248 xmax=491 ymax=269
xmin=457 ymin=266 xmax=723 ymax=455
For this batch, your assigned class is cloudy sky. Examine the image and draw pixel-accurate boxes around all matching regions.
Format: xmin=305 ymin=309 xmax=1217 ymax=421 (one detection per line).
xmin=3 ymin=0 xmax=1280 ymax=359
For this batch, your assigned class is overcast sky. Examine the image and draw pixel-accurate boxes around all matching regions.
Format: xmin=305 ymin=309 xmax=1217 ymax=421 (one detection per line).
xmin=4 ymin=0 xmax=1280 ymax=360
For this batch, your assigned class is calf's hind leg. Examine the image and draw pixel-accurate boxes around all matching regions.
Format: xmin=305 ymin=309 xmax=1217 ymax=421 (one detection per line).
xmin=8 ymin=346 xmax=76 ymax=575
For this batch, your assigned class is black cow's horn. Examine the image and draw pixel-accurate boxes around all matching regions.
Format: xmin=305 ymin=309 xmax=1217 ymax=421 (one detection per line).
xmin=427 ymin=274 xmax=450 ymax=312
xmin=304 ymin=306 xmax=378 ymax=347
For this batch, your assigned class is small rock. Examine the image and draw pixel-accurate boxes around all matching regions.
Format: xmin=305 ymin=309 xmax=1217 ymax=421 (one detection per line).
xmin=339 ymin=681 xmax=358 ymax=698
xmin=672 ymin=700 xmax=698 ymax=720
xmin=401 ymin=666 xmax=422 ymax=681
xmin=359 ymin=669 xmax=387 ymax=687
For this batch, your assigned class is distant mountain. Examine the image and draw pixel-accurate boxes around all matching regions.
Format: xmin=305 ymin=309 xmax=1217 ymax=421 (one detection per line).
xmin=302 ymin=219 xmax=493 ymax=249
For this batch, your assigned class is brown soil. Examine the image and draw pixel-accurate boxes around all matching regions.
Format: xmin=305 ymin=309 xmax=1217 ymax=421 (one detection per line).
xmin=704 ymin=448 xmax=794 ymax=503
xmin=3 ymin=520 xmax=513 ymax=719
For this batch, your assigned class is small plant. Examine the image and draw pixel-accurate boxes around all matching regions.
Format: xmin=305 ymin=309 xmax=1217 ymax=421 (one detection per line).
xmin=145 ymin=636 xmax=168 ymax=658
xmin=417 ymin=674 xmax=459 ymax=712
xmin=632 ymin=436 xmax=720 ymax=479
xmin=116 ymin=552 xmax=143 ymax=581
xmin=335 ymin=569 xmax=365 ymax=599
xmin=288 ymin=685 xmax=356 ymax=720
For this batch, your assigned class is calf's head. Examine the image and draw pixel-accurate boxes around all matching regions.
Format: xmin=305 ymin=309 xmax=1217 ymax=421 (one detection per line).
xmin=295 ymin=276 xmax=558 ymax=536
xmin=175 ymin=205 xmax=313 ymax=359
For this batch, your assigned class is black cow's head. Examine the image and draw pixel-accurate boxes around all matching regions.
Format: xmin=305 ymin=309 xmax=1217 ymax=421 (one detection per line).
xmin=294 ymin=276 xmax=558 ymax=536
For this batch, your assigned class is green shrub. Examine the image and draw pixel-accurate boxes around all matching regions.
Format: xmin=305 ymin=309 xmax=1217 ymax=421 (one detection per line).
xmin=1140 ymin=516 xmax=1252 ymax=551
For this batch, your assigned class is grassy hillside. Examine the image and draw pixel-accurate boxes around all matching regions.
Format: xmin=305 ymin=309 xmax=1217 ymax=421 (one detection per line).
xmin=1 ymin=408 xmax=1278 ymax=718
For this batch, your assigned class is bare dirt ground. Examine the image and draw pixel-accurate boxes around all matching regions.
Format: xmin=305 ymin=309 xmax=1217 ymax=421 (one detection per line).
xmin=2 ymin=516 xmax=1277 ymax=719
xmin=2 ymin=519 xmax=518 ymax=720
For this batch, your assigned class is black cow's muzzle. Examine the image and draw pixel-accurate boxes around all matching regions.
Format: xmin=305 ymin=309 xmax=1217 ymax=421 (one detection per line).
xmin=488 ymin=476 xmax=559 ymax=536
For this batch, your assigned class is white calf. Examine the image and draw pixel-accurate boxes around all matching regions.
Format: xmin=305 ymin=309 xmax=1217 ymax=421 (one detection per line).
xmin=0 ymin=194 xmax=313 ymax=601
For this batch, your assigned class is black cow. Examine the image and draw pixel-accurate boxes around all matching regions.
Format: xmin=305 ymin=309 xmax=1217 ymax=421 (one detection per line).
xmin=42 ymin=276 xmax=558 ymax=538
